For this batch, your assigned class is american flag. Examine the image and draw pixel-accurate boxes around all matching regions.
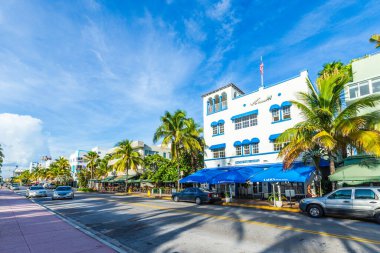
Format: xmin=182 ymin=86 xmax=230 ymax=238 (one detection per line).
xmin=260 ymin=60 xmax=264 ymax=75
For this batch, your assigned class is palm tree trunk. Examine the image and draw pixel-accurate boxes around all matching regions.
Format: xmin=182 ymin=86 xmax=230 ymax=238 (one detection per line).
xmin=329 ymin=156 xmax=335 ymax=175
xmin=177 ymin=163 xmax=180 ymax=192
xmin=125 ymin=168 xmax=129 ymax=193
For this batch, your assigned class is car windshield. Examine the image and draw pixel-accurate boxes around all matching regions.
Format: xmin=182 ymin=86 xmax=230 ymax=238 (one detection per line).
xmin=56 ymin=186 xmax=71 ymax=191
xmin=198 ymin=188 xmax=209 ymax=192
xmin=30 ymin=186 xmax=44 ymax=190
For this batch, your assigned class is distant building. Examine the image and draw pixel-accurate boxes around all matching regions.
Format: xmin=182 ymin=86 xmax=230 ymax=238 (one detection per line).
xmin=344 ymin=52 xmax=380 ymax=109
xmin=107 ymin=141 xmax=171 ymax=177
xmin=70 ymin=143 xmax=170 ymax=179
xmin=69 ymin=147 xmax=107 ymax=180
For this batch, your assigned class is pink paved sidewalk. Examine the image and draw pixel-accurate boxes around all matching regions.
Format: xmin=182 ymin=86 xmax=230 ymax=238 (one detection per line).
xmin=0 ymin=189 xmax=117 ymax=253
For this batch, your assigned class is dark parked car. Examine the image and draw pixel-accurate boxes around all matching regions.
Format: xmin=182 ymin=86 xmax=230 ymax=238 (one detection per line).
xmin=172 ymin=187 xmax=221 ymax=205
xmin=52 ymin=186 xmax=74 ymax=200
xmin=300 ymin=187 xmax=380 ymax=224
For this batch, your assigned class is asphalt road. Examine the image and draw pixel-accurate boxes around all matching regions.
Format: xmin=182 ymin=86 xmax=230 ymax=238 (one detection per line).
xmin=14 ymin=189 xmax=380 ymax=253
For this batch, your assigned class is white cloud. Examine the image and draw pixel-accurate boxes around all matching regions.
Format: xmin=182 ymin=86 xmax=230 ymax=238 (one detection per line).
xmin=0 ymin=113 xmax=49 ymax=178
xmin=207 ymin=0 xmax=231 ymax=21
xmin=184 ymin=18 xmax=207 ymax=42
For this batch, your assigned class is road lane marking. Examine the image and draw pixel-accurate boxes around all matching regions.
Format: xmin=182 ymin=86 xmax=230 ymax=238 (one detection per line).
xmin=126 ymin=202 xmax=380 ymax=245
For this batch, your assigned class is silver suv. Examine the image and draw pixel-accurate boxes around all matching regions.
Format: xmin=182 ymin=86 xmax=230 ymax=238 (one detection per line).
xmin=300 ymin=187 xmax=380 ymax=224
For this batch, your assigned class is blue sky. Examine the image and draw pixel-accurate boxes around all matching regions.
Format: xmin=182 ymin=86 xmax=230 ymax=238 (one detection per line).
xmin=0 ymin=0 xmax=379 ymax=173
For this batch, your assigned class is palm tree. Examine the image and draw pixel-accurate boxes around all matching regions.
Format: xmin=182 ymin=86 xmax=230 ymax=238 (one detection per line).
xmin=153 ymin=110 xmax=204 ymax=189
xmin=97 ymin=154 xmax=112 ymax=178
xmin=83 ymin=151 xmax=100 ymax=180
xmin=53 ymin=157 xmax=72 ymax=185
xmin=111 ymin=139 xmax=143 ymax=192
xmin=278 ymin=69 xmax=380 ymax=176
xmin=370 ymin=34 xmax=380 ymax=48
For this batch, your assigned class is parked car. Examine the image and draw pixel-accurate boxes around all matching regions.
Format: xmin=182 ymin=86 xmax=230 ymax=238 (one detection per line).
xmin=10 ymin=183 xmax=20 ymax=190
xmin=300 ymin=187 xmax=380 ymax=223
xmin=52 ymin=186 xmax=74 ymax=200
xmin=26 ymin=186 xmax=47 ymax=198
xmin=44 ymin=183 xmax=56 ymax=189
xmin=172 ymin=187 xmax=221 ymax=205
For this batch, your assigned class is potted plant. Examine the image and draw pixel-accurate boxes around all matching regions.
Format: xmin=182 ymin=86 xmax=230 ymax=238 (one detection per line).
xmin=225 ymin=191 xmax=232 ymax=203
xmin=268 ymin=193 xmax=284 ymax=207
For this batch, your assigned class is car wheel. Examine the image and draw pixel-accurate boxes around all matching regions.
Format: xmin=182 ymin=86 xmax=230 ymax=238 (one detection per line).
xmin=174 ymin=196 xmax=179 ymax=202
xmin=307 ymin=204 xmax=324 ymax=218
xmin=195 ymin=197 xmax=202 ymax=205
xmin=375 ymin=212 xmax=380 ymax=224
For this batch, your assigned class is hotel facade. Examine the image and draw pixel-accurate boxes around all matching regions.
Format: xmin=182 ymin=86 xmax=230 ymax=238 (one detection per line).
xmin=202 ymin=70 xmax=310 ymax=168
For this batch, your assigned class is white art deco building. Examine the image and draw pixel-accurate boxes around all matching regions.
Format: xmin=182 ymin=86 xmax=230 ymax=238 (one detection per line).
xmin=202 ymin=70 xmax=310 ymax=168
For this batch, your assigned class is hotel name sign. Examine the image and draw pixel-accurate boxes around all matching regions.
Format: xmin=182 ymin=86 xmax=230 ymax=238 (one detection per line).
xmin=250 ymin=95 xmax=272 ymax=106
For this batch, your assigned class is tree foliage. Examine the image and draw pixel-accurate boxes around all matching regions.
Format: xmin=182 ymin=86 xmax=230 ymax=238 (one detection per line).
xmin=278 ymin=62 xmax=380 ymax=175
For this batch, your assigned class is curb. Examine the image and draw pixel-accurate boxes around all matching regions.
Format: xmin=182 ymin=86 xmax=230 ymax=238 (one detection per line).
xmin=113 ymin=192 xmax=299 ymax=213
xmin=27 ymin=198 xmax=137 ymax=253
xmin=221 ymin=202 xmax=300 ymax=213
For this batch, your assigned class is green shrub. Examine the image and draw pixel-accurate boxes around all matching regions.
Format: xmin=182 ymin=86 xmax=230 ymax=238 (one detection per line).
xmin=77 ymin=187 xmax=96 ymax=192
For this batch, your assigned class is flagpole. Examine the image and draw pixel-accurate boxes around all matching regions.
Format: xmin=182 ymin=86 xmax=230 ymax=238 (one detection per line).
xmin=260 ymin=56 xmax=264 ymax=88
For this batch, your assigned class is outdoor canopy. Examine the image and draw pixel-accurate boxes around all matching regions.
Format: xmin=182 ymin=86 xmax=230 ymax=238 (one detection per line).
xmin=249 ymin=165 xmax=315 ymax=183
xmin=179 ymin=169 xmax=227 ymax=183
xmin=251 ymin=138 xmax=260 ymax=143
xmin=211 ymin=121 xmax=218 ymax=127
xmin=218 ymin=119 xmax=225 ymax=124
xmin=209 ymin=143 xmax=226 ymax=150
xmin=329 ymin=162 xmax=380 ymax=185
xmin=230 ymin=109 xmax=258 ymax=120
xmin=233 ymin=141 xmax=242 ymax=147
xmin=269 ymin=104 xmax=280 ymax=111
xmin=281 ymin=101 xmax=292 ymax=107
xmin=269 ymin=133 xmax=281 ymax=141
xmin=209 ymin=166 xmax=265 ymax=184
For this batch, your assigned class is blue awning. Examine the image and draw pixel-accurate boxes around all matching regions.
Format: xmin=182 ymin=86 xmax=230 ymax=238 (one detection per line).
xmin=269 ymin=133 xmax=281 ymax=141
xmin=281 ymin=101 xmax=292 ymax=107
xmin=231 ymin=109 xmax=258 ymax=120
xmin=242 ymin=139 xmax=250 ymax=145
xmin=180 ymin=169 xmax=227 ymax=183
xmin=211 ymin=121 xmax=218 ymax=127
xmin=218 ymin=119 xmax=225 ymax=124
xmin=249 ymin=165 xmax=316 ymax=183
xmin=233 ymin=141 xmax=242 ymax=147
xmin=269 ymin=104 xmax=280 ymax=111
xmin=210 ymin=166 xmax=266 ymax=184
xmin=209 ymin=143 xmax=226 ymax=150
xmin=251 ymin=138 xmax=260 ymax=144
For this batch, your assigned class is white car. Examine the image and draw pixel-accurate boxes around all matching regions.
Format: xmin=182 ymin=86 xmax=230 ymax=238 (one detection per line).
xmin=10 ymin=183 xmax=20 ymax=190
xmin=26 ymin=186 xmax=48 ymax=198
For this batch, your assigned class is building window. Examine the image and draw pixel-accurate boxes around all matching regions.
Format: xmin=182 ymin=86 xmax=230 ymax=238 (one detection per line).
xmin=243 ymin=145 xmax=250 ymax=155
xmin=236 ymin=146 xmax=242 ymax=156
xmin=274 ymin=142 xmax=289 ymax=152
xmin=359 ymin=81 xmax=370 ymax=97
xmin=234 ymin=115 xmax=257 ymax=130
xmin=282 ymin=106 xmax=291 ymax=119
xmin=252 ymin=143 xmax=259 ymax=154
xmin=249 ymin=114 xmax=258 ymax=126
xmin=163 ymin=152 xmax=166 ymax=158
xmin=213 ymin=148 xmax=225 ymax=158
xmin=219 ymin=124 xmax=224 ymax=134
xmin=235 ymin=118 xmax=242 ymax=130
xmin=272 ymin=109 xmax=280 ymax=122
xmin=212 ymin=126 xmax=218 ymax=135
xmin=349 ymin=84 xmax=359 ymax=99
xmin=372 ymin=79 xmax=380 ymax=94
